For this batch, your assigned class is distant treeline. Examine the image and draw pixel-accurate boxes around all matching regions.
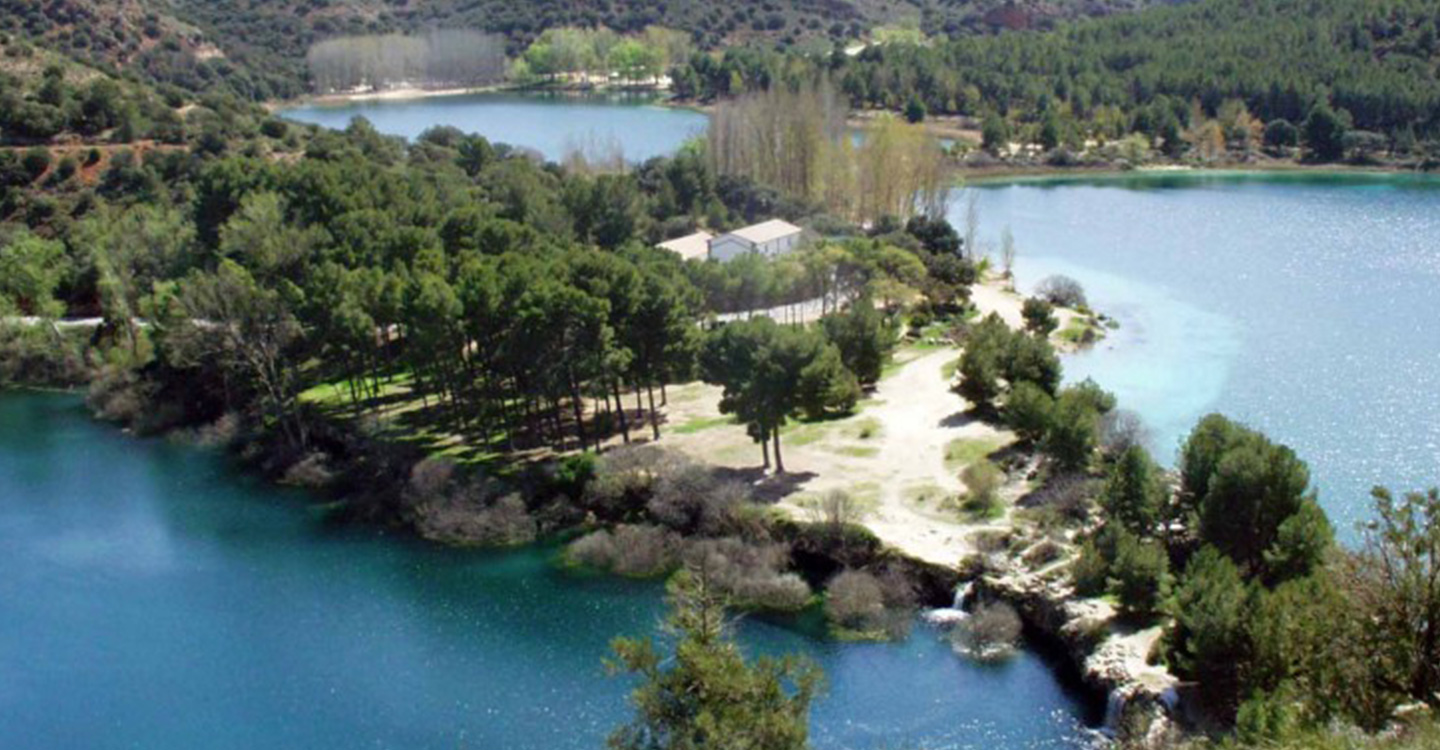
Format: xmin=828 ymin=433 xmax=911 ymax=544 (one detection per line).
xmin=306 ymin=31 xmax=507 ymax=94
xmin=674 ymin=0 xmax=1440 ymax=145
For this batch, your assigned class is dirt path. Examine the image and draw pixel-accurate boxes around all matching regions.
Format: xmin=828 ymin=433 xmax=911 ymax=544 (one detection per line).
xmin=842 ymin=348 xmax=1013 ymax=566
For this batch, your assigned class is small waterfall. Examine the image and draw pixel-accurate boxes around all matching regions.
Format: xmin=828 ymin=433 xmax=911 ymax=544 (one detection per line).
xmin=922 ymin=581 xmax=975 ymax=626
xmin=955 ymin=581 xmax=975 ymax=609
xmin=1101 ymin=688 xmax=1128 ymax=736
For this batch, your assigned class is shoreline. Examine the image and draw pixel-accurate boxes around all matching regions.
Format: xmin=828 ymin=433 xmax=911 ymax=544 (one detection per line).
xmin=263 ymin=87 xmax=1439 ymax=185
xmin=956 ymin=161 xmax=1440 ymax=186
xmin=270 ymin=81 xmax=675 ymax=111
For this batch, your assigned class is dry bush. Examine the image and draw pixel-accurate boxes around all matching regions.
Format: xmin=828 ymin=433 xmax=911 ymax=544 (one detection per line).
xmin=971 ymin=529 xmax=1015 ymax=555
xmin=1019 ymin=472 xmax=1095 ymax=525
xmin=416 ymin=491 xmax=536 ymax=546
xmin=1021 ymin=538 xmax=1065 ymax=568
xmin=824 ymin=566 xmax=919 ymax=638
xmin=683 ymin=537 xmax=812 ymax=612
xmin=807 ymin=489 xmax=864 ymax=530
xmin=824 ymin=569 xmax=887 ymax=632
xmin=567 ymin=524 xmax=680 ymax=578
xmin=1100 ymin=409 xmax=1152 ymax=456
xmin=86 ymin=365 xmax=147 ymax=424
xmin=1035 ymin=275 xmax=1088 ymax=309
xmin=952 ymin=602 xmax=1023 ymax=660
xmin=282 ymin=452 xmax=335 ymax=488
xmin=648 ymin=461 xmax=747 ymax=535
xmin=405 ymin=457 xmax=457 ymax=508
xmin=584 ymin=444 xmax=678 ymax=515
xmin=192 ymin=413 xmax=241 ymax=448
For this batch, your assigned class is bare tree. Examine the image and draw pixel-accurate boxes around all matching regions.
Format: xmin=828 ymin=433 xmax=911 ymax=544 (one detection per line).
xmin=962 ymin=190 xmax=980 ymax=261
xmin=1000 ymin=225 xmax=1017 ymax=280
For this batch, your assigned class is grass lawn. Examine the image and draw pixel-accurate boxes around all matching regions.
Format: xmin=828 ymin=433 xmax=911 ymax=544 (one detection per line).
xmin=943 ymin=435 xmax=1007 ymax=471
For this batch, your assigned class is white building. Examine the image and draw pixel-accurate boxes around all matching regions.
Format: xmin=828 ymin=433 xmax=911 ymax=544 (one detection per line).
xmin=707 ymin=219 xmax=805 ymax=262
xmin=656 ymin=219 xmax=805 ymax=263
xmin=656 ymin=231 xmax=714 ymax=261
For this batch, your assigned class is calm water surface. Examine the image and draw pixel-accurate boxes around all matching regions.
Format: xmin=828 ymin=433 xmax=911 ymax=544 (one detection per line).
xmin=280 ymin=92 xmax=708 ymax=161
xmin=0 ymin=392 xmax=1098 ymax=749
xmin=965 ymin=172 xmax=1440 ymax=535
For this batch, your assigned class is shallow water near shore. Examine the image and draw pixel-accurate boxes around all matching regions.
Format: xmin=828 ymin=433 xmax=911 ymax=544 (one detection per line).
xmin=0 ymin=392 xmax=1101 ymax=749
xmin=967 ymin=171 xmax=1440 ymax=537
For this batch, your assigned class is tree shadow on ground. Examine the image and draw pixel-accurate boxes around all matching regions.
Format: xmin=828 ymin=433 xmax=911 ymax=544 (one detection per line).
xmin=938 ymin=410 xmax=983 ymax=429
xmin=710 ymin=466 xmax=819 ymax=503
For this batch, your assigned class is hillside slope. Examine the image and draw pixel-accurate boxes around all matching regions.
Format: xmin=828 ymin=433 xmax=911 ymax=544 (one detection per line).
xmin=0 ymin=0 xmax=1172 ymax=99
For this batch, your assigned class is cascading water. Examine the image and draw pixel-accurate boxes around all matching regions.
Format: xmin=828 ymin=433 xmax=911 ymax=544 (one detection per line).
xmin=921 ymin=580 xmax=975 ymax=626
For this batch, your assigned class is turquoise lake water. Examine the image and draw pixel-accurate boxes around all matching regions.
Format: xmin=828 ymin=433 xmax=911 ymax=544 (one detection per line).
xmin=963 ymin=172 xmax=1440 ymax=536
xmin=0 ymin=392 xmax=1099 ymax=749
xmin=279 ymin=92 xmax=709 ymax=161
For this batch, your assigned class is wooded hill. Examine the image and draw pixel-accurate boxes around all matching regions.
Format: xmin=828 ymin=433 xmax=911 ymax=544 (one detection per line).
xmin=675 ymin=0 xmax=1440 ymax=150
xmin=0 ymin=0 xmax=1172 ymax=100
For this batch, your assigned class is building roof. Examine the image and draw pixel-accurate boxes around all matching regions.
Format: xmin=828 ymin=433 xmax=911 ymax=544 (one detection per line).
xmin=728 ymin=219 xmax=803 ymax=244
xmin=657 ymin=231 xmax=714 ymax=261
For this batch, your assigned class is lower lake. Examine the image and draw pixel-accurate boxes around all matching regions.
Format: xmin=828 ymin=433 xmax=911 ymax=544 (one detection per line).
xmin=0 ymin=392 xmax=1100 ymax=749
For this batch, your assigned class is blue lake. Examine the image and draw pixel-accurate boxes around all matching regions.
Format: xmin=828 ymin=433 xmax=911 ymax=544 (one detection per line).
xmin=966 ymin=171 xmax=1440 ymax=536
xmin=0 ymin=392 xmax=1099 ymax=749
xmin=62 ymin=95 xmax=1435 ymax=748
xmin=280 ymin=91 xmax=709 ymax=161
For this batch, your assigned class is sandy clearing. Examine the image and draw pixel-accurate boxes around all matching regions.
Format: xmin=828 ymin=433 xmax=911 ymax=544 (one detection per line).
xmin=971 ymin=277 xmax=1088 ymax=349
xmin=654 ymin=345 xmax=1019 ymax=568
xmin=833 ymin=347 xmax=1014 ymax=566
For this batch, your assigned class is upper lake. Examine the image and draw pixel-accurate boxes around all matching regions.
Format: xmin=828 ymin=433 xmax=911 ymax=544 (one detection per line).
xmin=279 ymin=91 xmax=709 ymax=161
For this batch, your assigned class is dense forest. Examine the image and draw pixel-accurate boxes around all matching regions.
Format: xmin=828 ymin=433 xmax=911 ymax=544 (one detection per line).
xmin=1 ymin=0 xmax=1169 ymax=100
xmin=673 ymin=0 xmax=1440 ymax=158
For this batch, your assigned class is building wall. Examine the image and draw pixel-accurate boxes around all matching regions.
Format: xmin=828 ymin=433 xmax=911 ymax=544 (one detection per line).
xmin=710 ymin=230 xmax=802 ymax=262
xmin=757 ymin=233 xmax=800 ymax=256
xmin=708 ymin=235 xmax=755 ymax=262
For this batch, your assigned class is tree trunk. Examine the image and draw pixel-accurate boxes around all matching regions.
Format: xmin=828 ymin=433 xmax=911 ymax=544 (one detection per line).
xmin=568 ymin=385 xmax=589 ymax=453
xmin=646 ymin=382 xmax=660 ymax=441
xmin=613 ymin=381 xmax=631 ymax=444
xmin=772 ymin=429 xmax=785 ymax=474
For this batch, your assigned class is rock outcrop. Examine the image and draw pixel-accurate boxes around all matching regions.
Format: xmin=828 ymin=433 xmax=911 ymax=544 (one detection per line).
xmin=979 ymin=560 xmax=1182 ymax=746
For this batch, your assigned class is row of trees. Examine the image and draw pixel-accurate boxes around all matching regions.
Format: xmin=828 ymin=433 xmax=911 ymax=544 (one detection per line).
xmin=708 ymin=79 xmax=950 ymax=223
xmin=306 ymin=31 xmax=508 ymax=93
xmin=513 ymin=26 xmax=691 ymax=84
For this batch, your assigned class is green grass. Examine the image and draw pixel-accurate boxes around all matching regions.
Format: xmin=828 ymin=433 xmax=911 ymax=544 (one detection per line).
xmin=1056 ymin=317 xmax=1104 ymax=346
xmin=299 ymin=371 xmax=414 ymax=409
xmin=958 ymin=493 xmax=1006 ymax=522
xmin=939 ymin=356 xmax=960 ymax=382
xmin=829 ymin=445 xmax=879 ymax=458
xmin=943 ymin=436 xmax=1006 ymax=471
xmin=846 ymin=416 xmax=883 ymax=440
xmin=673 ymin=414 xmax=734 ymax=434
